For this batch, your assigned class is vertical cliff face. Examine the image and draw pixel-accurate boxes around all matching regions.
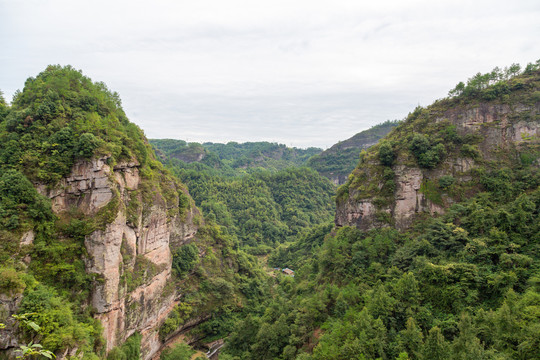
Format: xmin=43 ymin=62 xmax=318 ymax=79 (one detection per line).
xmin=336 ymin=77 xmax=540 ymax=231
xmin=37 ymin=156 xmax=199 ymax=359
xmin=0 ymin=66 xmax=208 ymax=359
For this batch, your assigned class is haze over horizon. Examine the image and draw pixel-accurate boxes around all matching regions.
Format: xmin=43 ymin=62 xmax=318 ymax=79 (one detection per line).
xmin=1 ymin=0 xmax=539 ymax=149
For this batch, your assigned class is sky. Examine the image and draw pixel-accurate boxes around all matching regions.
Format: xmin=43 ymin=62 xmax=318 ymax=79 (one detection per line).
xmin=1 ymin=0 xmax=539 ymax=149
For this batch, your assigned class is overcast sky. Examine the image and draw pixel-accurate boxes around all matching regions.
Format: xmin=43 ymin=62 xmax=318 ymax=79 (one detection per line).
xmin=1 ymin=0 xmax=539 ymax=148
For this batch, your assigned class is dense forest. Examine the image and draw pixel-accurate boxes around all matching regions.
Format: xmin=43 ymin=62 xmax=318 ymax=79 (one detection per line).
xmin=150 ymin=140 xmax=336 ymax=253
xmin=0 ymin=60 xmax=539 ymax=360
xmin=216 ymin=61 xmax=540 ymax=360
xmin=150 ymin=139 xmax=321 ymax=174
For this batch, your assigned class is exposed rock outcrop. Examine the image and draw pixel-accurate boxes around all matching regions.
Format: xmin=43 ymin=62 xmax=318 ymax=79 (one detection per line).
xmin=0 ymin=294 xmax=23 ymax=353
xmin=336 ymin=100 xmax=540 ymax=231
xmin=37 ymin=156 xmax=200 ymax=359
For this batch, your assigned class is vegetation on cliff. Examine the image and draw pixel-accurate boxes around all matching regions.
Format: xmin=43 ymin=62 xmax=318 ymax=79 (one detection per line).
xmin=307 ymin=120 xmax=399 ymax=184
xmin=1 ymin=60 xmax=539 ymax=360
xmin=0 ymin=66 xmax=199 ymax=359
xmin=219 ymin=62 xmax=540 ymax=359
xmin=336 ymin=61 xmax=540 ymax=227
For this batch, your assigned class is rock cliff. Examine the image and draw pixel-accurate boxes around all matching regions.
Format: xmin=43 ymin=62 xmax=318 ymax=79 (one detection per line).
xmin=37 ymin=156 xmax=199 ymax=359
xmin=0 ymin=66 xmax=210 ymax=360
xmin=336 ymin=72 xmax=540 ymax=231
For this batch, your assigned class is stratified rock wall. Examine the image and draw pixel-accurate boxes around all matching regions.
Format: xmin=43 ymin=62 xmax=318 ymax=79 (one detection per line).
xmin=37 ymin=157 xmax=199 ymax=359
xmin=336 ymin=101 xmax=540 ymax=231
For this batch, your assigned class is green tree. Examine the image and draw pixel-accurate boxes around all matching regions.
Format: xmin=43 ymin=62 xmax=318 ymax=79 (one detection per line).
xmin=421 ymin=327 xmax=449 ymax=360
xmin=398 ymin=318 xmax=423 ymax=359
xmin=160 ymin=343 xmax=194 ymax=360
xmin=451 ymin=313 xmax=486 ymax=360
xmin=379 ymin=141 xmax=395 ymax=166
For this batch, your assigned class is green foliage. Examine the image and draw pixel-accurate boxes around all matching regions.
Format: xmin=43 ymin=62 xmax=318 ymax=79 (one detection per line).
xmin=0 ymin=169 xmax=54 ymax=230
xmin=172 ymin=244 xmax=199 ymax=277
xmin=160 ymin=343 xmax=195 ymax=360
xmin=378 ymin=140 xmax=395 ymax=166
xmin=159 ymin=303 xmax=194 ymax=340
xmin=224 ymin=162 xmax=540 ymax=359
xmin=159 ymin=223 xmax=271 ymax=345
xmin=16 ymin=342 xmax=56 ymax=359
xmin=438 ymin=175 xmax=455 ymax=190
xmin=0 ymin=65 xmax=153 ymax=184
xmin=107 ymin=333 xmax=141 ymax=360
xmin=308 ymin=120 xmax=399 ymax=181
xmin=460 ymin=144 xmax=481 ymax=159
xmin=121 ymin=255 xmax=164 ymax=292
xmin=160 ymin=158 xmax=335 ymax=248
xmin=409 ymin=133 xmax=446 ymax=168
xmin=448 ymin=60 xmax=539 ymax=100
xmin=151 ymin=138 xmax=321 ymax=174
xmin=421 ymin=327 xmax=449 ymax=360
xmin=75 ymin=133 xmax=100 ymax=158
xmin=269 ymin=223 xmax=333 ymax=269
xmin=178 ymin=190 xmax=191 ymax=214
xmin=0 ymin=266 xmax=26 ymax=295
xmin=18 ymin=283 xmax=99 ymax=355
xmin=419 ymin=179 xmax=443 ymax=205
xmin=0 ymin=90 xmax=9 ymax=122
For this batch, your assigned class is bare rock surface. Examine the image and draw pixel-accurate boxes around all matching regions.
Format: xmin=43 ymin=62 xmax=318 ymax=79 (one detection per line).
xmin=336 ymin=101 xmax=540 ymax=231
xmin=37 ymin=157 xmax=198 ymax=360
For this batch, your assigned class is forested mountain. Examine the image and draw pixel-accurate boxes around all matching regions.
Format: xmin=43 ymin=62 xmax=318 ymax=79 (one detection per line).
xmin=307 ymin=120 xmax=399 ymax=185
xmin=218 ymin=61 xmax=540 ymax=360
xmin=1 ymin=61 xmax=539 ymax=360
xmin=150 ymin=142 xmax=336 ymax=253
xmin=0 ymin=66 xmax=270 ymax=360
xmin=150 ymin=139 xmax=321 ymax=174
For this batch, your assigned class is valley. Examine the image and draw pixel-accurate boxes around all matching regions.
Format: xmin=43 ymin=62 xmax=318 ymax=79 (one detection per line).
xmin=0 ymin=61 xmax=539 ymax=360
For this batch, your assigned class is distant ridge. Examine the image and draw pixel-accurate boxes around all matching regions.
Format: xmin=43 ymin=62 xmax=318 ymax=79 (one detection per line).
xmin=307 ymin=120 xmax=400 ymax=185
xmin=150 ymin=139 xmax=322 ymax=174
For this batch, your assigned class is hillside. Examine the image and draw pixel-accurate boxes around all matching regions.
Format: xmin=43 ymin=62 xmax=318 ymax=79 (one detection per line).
xmin=1 ymin=61 xmax=539 ymax=360
xmin=150 ymin=139 xmax=321 ymax=174
xmin=219 ymin=62 xmax=540 ymax=360
xmin=336 ymin=65 xmax=540 ymax=231
xmin=0 ymin=66 xmax=270 ymax=360
xmin=150 ymin=143 xmax=336 ymax=252
xmin=307 ymin=120 xmax=399 ymax=185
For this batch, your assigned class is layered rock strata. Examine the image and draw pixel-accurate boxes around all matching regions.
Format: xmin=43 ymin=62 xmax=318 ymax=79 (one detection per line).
xmin=336 ymin=101 xmax=540 ymax=231
xmin=37 ymin=156 xmax=199 ymax=359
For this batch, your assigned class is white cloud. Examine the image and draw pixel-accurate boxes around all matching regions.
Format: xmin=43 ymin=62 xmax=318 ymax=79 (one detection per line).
xmin=1 ymin=0 xmax=539 ymax=148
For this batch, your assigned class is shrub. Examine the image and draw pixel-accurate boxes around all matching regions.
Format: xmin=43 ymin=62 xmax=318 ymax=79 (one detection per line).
xmin=107 ymin=333 xmax=141 ymax=360
xmin=438 ymin=176 xmax=455 ymax=190
xmin=0 ymin=267 xmax=26 ymax=295
xmin=378 ymin=141 xmax=395 ymax=166
xmin=75 ymin=133 xmax=100 ymax=158
xmin=172 ymin=244 xmax=199 ymax=277
xmin=460 ymin=144 xmax=481 ymax=159
xmin=160 ymin=343 xmax=194 ymax=360
xmin=409 ymin=134 xmax=446 ymax=169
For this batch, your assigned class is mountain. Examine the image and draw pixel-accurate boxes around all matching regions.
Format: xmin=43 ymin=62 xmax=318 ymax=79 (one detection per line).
xmin=307 ymin=120 xmax=399 ymax=185
xmin=336 ymin=67 xmax=540 ymax=231
xmin=0 ymin=66 xmax=269 ymax=360
xmin=220 ymin=62 xmax=540 ymax=360
xmin=150 ymin=139 xmax=322 ymax=174
xmin=150 ymin=142 xmax=336 ymax=252
xmin=2 ymin=61 xmax=540 ymax=360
